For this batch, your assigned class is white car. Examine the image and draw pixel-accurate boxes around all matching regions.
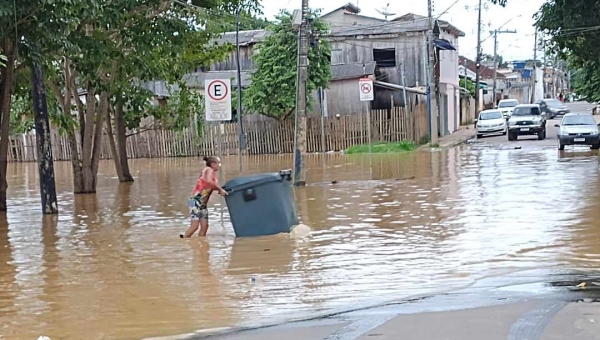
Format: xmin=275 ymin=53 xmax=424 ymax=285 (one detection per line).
xmin=476 ymin=109 xmax=507 ymax=138
xmin=497 ymin=99 xmax=520 ymax=119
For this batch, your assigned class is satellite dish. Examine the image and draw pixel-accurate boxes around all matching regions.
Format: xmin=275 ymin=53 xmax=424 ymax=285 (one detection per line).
xmin=375 ymin=3 xmax=396 ymax=21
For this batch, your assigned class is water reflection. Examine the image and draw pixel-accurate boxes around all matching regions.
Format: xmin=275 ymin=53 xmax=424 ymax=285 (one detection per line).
xmin=1 ymin=148 xmax=600 ymax=339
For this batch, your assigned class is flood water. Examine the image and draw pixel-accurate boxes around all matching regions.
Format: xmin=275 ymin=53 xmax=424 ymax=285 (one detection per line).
xmin=2 ymin=146 xmax=600 ymax=339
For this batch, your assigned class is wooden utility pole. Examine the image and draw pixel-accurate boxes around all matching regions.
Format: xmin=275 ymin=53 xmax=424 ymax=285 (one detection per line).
xmin=293 ymin=0 xmax=309 ymax=186
xmin=427 ymin=0 xmax=439 ymax=144
xmin=474 ymin=0 xmax=483 ymax=115
xmin=532 ymin=28 xmax=538 ymax=103
xmin=235 ymin=4 xmax=244 ymax=175
xmin=31 ymin=63 xmax=58 ymax=215
xmin=492 ymin=29 xmax=517 ymax=105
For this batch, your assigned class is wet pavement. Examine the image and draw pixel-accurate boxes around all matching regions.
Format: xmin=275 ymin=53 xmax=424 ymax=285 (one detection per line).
xmin=476 ymin=102 xmax=599 ymax=149
xmin=2 ymin=112 xmax=600 ymax=338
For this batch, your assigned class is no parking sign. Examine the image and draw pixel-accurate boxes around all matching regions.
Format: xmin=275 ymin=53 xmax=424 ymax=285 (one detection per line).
xmin=205 ymin=79 xmax=232 ymax=121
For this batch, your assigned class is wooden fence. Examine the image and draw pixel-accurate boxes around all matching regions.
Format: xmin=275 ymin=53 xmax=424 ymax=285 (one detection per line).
xmin=7 ymin=103 xmax=429 ymax=162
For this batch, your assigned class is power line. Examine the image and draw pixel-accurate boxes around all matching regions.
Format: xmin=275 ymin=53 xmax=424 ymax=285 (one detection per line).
xmin=437 ymin=0 xmax=462 ymax=19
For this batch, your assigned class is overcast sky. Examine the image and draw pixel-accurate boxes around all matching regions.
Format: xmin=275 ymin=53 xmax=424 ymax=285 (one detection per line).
xmin=259 ymin=0 xmax=546 ymax=61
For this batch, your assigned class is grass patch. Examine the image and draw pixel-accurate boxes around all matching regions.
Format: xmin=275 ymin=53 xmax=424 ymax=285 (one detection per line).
xmin=346 ymin=140 xmax=418 ymax=154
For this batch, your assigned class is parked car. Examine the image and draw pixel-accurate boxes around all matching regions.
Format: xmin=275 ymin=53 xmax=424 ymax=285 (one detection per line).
xmin=476 ymin=109 xmax=507 ymax=138
xmin=535 ymin=98 xmax=570 ymax=119
xmin=555 ymin=113 xmax=600 ymax=150
xmin=507 ymin=104 xmax=547 ymax=141
xmin=496 ymin=99 xmax=519 ymax=119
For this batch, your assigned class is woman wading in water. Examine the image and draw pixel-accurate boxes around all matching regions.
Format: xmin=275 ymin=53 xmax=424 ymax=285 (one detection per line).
xmin=180 ymin=156 xmax=227 ymax=238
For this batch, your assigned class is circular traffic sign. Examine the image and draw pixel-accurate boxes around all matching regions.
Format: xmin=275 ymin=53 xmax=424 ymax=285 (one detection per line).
xmin=361 ymin=83 xmax=372 ymax=94
xmin=207 ymin=80 xmax=229 ymax=101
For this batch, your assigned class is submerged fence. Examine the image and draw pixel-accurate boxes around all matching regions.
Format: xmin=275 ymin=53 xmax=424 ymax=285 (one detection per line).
xmin=7 ymin=103 xmax=429 ymax=162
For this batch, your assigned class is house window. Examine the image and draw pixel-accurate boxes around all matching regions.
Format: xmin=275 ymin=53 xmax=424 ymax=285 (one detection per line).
xmin=373 ymin=48 xmax=396 ymax=67
xmin=331 ymin=49 xmax=343 ymax=65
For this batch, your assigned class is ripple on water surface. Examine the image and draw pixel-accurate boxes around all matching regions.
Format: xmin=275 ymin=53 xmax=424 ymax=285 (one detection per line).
xmin=0 ymin=149 xmax=599 ymax=339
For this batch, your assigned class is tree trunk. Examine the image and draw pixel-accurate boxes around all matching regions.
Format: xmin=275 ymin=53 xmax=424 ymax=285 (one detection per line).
xmin=0 ymin=38 xmax=15 ymax=212
xmin=31 ymin=63 xmax=58 ymax=214
xmin=91 ymin=91 xmax=107 ymax=177
xmin=63 ymin=61 xmax=85 ymax=194
xmin=106 ymin=108 xmax=126 ymax=181
xmin=114 ymin=102 xmax=133 ymax=182
xmin=80 ymin=84 xmax=96 ymax=193
xmin=78 ymin=90 xmax=108 ymax=194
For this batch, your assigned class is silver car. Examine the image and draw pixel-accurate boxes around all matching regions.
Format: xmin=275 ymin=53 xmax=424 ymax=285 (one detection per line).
xmin=497 ymin=99 xmax=519 ymax=119
xmin=476 ymin=109 xmax=507 ymax=138
xmin=507 ymin=104 xmax=547 ymax=141
xmin=555 ymin=113 xmax=600 ymax=150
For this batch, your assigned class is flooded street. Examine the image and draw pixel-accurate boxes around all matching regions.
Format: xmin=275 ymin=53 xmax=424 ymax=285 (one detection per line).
xmin=2 ymin=146 xmax=600 ymax=339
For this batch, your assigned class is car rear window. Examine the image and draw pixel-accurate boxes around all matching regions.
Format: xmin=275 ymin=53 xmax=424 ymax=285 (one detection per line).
xmin=479 ymin=111 xmax=503 ymax=120
xmin=562 ymin=115 xmax=596 ymax=126
xmin=513 ymin=106 xmax=541 ymax=116
xmin=498 ymin=100 xmax=518 ymax=108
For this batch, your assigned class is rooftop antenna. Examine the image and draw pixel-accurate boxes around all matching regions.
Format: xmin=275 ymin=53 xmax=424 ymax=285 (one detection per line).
xmin=375 ymin=3 xmax=396 ymax=21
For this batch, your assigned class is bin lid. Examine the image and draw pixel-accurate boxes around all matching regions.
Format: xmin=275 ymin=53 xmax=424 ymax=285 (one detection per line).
xmin=223 ymin=173 xmax=283 ymax=192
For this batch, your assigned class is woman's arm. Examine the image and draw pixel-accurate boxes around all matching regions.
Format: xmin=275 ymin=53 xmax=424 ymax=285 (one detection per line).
xmin=202 ymin=168 xmax=227 ymax=195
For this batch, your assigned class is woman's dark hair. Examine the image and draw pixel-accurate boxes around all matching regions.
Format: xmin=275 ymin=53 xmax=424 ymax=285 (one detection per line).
xmin=203 ymin=156 xmax=219 ymax=166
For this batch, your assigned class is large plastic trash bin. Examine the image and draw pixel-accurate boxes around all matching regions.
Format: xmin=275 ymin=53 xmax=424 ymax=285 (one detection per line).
xmin=223 ymin=170 xmax=299 ymax=237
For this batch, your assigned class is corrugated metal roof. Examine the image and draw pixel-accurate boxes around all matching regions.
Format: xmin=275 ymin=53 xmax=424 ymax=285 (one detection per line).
xmin=213 ymin=30 xmax=270 ymax=45
xmin=327 ymin=14 xmax=464 ymax=37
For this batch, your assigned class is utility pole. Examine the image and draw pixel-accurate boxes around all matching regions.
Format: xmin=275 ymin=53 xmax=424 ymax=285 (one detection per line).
xmin=531 ymin=26 xmax=537 ymax=104
xmin=543 ymin=41 xmax=547 ymax=98
xmin=427 ymin=0 xmax=439 ymax=144
xmin=31 ymin=63 xmax=58 ymax=215
xmin=491 ymin=29 xmax=517 ymax=105
xmin=474 ymin=0 xmax=483 ymax=115
xmin=235 ymin=4 xmax=244 ymax=175
xmin=293 ymin=0 xmax=309 ymax=186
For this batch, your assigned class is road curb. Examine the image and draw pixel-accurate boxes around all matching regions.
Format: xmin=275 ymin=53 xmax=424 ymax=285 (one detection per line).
xmin=442 ymin=133 xmax=476 ymax=148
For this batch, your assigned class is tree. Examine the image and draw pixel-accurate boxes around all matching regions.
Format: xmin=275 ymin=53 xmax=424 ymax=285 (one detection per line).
xmin=0 ymin=0 xmax=83 ymax=210
xmin=41 ymin=0 xmax=255 ymax=192
xmin=482 ymin=53 xmax=507 ymax=68
xmin=536 ymin=0 xmax=600 ymax=101
xmin=238 ymin=13 xmax=270 ymax=30
xmin=244 ymin=10 xmax=331 ymax=120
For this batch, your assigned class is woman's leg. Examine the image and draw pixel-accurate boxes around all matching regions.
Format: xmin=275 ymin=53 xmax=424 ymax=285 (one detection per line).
xmin=199 ymin=218 xmax=209 ymax=237
xmin=182 ymin=219 xmax=200 ymax=238
xmin=198 ymin=208 xmax=210 ymax=236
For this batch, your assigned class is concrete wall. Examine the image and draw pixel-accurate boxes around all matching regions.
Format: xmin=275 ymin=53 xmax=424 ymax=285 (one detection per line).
xmin=439 ymin=31 xmax=459 ymax=87
xmin=460 ymin=96 xmax=476 ymax=125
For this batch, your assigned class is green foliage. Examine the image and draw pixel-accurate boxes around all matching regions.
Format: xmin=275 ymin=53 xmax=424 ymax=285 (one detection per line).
xmin=459 ymin=78 xmax=477 ymax=97
xmin=244 ymin=9 xmax=331 ymax=120
xmin=536 ymin=0 xmax=600 ymax=101
xmin=482 ymin=53 xmax=507 ymax=68
xmin=238 ymin=14 xmax=270 ymax=30
xmin=150 ymin=85 xmax=205 ymax=133
xmin=346 ymin=141 xmax=418 ymax=154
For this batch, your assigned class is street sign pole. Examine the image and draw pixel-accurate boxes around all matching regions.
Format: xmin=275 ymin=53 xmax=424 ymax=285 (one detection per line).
xmin=205 ymin=78 xmax=233 ymax=227
xmin=359 ymin=77 xmax=374 ymax=154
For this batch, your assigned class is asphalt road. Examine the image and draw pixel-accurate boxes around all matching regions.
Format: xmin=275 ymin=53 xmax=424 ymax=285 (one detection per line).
xmin=475 ymin=102 xmax=598 ymax=150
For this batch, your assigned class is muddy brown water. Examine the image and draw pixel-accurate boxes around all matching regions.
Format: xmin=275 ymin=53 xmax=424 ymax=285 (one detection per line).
xmin=1 ymin=147 xmax=600 ymax=339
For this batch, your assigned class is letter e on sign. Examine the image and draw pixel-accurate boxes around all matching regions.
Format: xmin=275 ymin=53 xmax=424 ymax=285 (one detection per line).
xmin=205 ymin=79 xmax=232 ymax=121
